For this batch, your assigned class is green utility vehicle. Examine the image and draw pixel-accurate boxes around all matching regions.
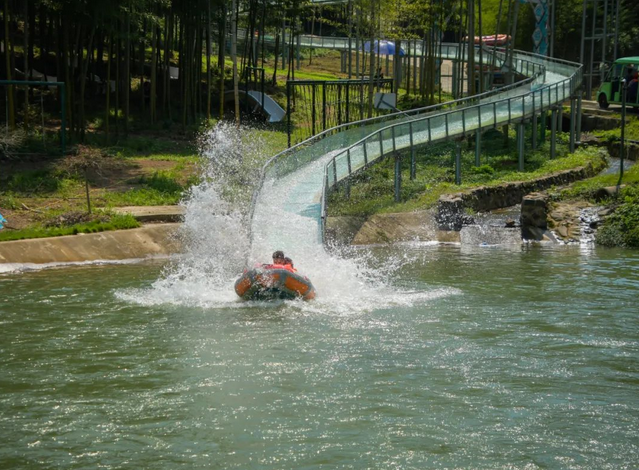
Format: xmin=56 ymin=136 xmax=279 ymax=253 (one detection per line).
xmin=597 ymin=56 xmax=639 ymax=109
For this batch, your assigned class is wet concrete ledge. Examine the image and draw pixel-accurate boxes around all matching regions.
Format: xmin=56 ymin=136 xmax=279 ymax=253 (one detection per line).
xmin=0 ymin=223 xmax=183 ymax=265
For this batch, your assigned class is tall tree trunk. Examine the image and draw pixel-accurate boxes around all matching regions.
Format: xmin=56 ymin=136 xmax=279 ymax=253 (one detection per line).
xmin=165 ymin=12 xmax=173 ymax=119
xmin=4 ymin=0 xmax=15 ymax=130
xmin=39 ymin=3 xmax=47 ymax=80
xmin=394 ymin=39 xmax=401 ymax=95
xmin=140 ymin=19 xmax=146 ymax=115
xmin=79 ymin=26 xmax=95 ymax=141
xmin=231 ymin=0 xmax=240 ymax=125
xmin=195 ymin=21 xmax=202 ymax=120
xmin=28 ymin=1 xmax=35 ymax=70
xmin=124 ymin=1 xmax=131 ymax=136
xmin=23 ymin=0 xmax=29 ymax=131
xmin=271 ymin=30 xmax=279 ymax=85
xmin=115 ymin=22 xmax=121 ymax=138
xmin=62 ymin=16 xmax=74 ymax=139
xmin=106 ymin=34 xmax=112 ymax=143
xmin=150 ymin=19 xmax=157 ymax=123
xmin=55 ymin=13 xmax=61 ymax=83
xmin=467 ymin=0 xmax=476 ymax=96
xmin=218 ymin=4 xmax=226 ymax=118
xmin=477 ymin=0 xmax=483 ymax=94
xmin=181 ymin=15 xmax=189 ymax=128
xmin=206 ymin=0 xmax=212 ymax=120
xmin=367 ymin=0 xmax=375 ymax=118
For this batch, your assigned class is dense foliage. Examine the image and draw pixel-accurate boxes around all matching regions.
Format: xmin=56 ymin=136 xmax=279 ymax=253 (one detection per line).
xmin=596 ymin=185 xmax=639 ymax=248
xmin=2 ymin=0 xmax=637 ymax=143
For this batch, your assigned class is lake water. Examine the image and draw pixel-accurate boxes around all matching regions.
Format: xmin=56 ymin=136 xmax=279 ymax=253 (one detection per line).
xmin=1 ymin=244 xmax=638 ymax=469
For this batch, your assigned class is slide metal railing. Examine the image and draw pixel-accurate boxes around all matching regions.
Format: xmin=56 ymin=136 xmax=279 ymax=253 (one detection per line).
xmin=320 ymin=53 xmax=582 ymax=237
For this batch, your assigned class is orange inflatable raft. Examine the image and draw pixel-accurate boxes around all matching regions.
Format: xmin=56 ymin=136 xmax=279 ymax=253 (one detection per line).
xmin=234 ymin=265 xmax=316 ymax=301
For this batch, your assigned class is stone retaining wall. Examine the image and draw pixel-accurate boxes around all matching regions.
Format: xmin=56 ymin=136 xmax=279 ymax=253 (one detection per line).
xmin=437 ymin=163 xmax=600 ymax=230
xmin=0 ymin=223 xmax=183 ymax=265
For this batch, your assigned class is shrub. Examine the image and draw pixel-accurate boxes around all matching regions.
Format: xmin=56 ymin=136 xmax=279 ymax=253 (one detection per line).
xmin=596 ymin=185 xmax=639 ymax=248
xmin=470 ymin=164 xmax=495 ymax=176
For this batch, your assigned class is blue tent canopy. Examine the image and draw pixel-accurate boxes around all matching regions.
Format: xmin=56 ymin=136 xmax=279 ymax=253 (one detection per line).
xmin=362 ymin=40 xmax=405 ymax=57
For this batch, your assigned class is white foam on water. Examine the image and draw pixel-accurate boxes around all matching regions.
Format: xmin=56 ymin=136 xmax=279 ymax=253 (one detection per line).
xmin=0 ymin=257 xmax=166 ymax=275
xmin=117 ymin=122 xmax=460 ymax=313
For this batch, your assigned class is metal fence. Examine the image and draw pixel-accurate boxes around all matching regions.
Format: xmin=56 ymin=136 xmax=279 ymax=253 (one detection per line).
xmin=286 ymin=78 xmax=393 ymax=145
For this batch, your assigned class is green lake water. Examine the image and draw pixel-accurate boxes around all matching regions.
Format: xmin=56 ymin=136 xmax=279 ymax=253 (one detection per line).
xmin=1 ymin=244 xmax=638 ymax=469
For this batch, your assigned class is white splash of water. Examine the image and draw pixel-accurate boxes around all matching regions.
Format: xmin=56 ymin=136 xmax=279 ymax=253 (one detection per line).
xmin=117 ymin=123 xmax=257 ymax=307
xmin=117 ymin=122 xmax=459 ymax=312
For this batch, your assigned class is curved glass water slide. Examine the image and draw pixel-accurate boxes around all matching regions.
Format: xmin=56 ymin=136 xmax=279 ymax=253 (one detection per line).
xmin=248 ymin=43 xmax=582 ymax=259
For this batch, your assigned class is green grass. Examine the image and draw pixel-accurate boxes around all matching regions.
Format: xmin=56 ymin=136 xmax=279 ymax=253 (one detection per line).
xmin=591 ymin=116 xmax=639 ymax=142
xmin=83 ymin=133 xmax=199 ymax=161
xmin=560 ymin=162 xmax=639 ymax=200
xmin=101 ymin=170 xmax=189 ymax=207
xmin=0 ymin=214 xmax=140 ymax=242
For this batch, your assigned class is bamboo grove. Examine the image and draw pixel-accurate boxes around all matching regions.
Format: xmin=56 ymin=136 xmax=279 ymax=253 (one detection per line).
xmin=1 ymin=0 xmax=638 ymax=145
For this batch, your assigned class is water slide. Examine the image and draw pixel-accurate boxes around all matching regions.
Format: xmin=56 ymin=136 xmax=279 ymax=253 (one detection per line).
xmin=245 ymin=90 xmax=286 ymax=123
xmin=224 ymin=89 xmax=286 ymax=122
xmin=247 ymin=41 xmax=582 ymax=265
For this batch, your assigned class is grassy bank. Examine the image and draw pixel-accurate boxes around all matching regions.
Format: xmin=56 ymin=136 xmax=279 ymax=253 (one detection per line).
xmin=0 ymin=120 xmax=288 ymax=240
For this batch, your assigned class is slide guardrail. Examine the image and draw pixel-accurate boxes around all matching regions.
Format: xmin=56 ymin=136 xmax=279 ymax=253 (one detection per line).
xmin=319 ymin=52 xmax=582 ymax=237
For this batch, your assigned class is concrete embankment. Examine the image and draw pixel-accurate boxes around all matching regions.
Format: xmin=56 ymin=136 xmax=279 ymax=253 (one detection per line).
xmin=0 ymin=223 xmax=182 ymax=265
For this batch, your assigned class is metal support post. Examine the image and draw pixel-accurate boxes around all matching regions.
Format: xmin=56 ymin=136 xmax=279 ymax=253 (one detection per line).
xmin=60 ymin=83 xmax=66 ymax=155
xmin=576 ymin=93 xmax=583 ymax=143
xmin=394 ymin=153 xmax=402 ymax=202
xmin=531 ymin=114 xmax=538 ymax=150
xmin=618 ymin=78 xmax=627 ymax=190
xmin=540 ymin=112 xmax=546 ymax=143
xmin=286 ymin=81 xmax=291 ymax=147
xmin=517 ymin=122 xmax=525 ymax=171
xmin=451 ymin=61 xmax=458 ymax=99
xmin=455 ymin=141 xmax=462 ymax=185
xmin=409 ymin=122 xmax=416 ymax=180
xmin=296 ymin=29 xmax=301 ymax=71
xmin=550 ymin=107 xmax=557 ymax=159
xmin=569 ymin=97 xmax=576 ymax=153
xmin=557 ymin=106 xmax=563 ymax=135
xmin=475 ymin=132 xmax=481 ymax=166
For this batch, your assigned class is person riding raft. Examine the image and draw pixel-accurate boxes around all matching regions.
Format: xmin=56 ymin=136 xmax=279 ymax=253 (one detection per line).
xmin=264 ymin=250 xmax=296 ymax=273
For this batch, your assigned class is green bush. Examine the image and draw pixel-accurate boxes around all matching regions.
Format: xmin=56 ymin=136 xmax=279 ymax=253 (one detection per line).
xmin=0 ymin=192 xmax=19 ymax=210
xmin=596 ymin=185 xmax=639 ymax=248
xmin=470 ymin=164 xmax=495 ymax=176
